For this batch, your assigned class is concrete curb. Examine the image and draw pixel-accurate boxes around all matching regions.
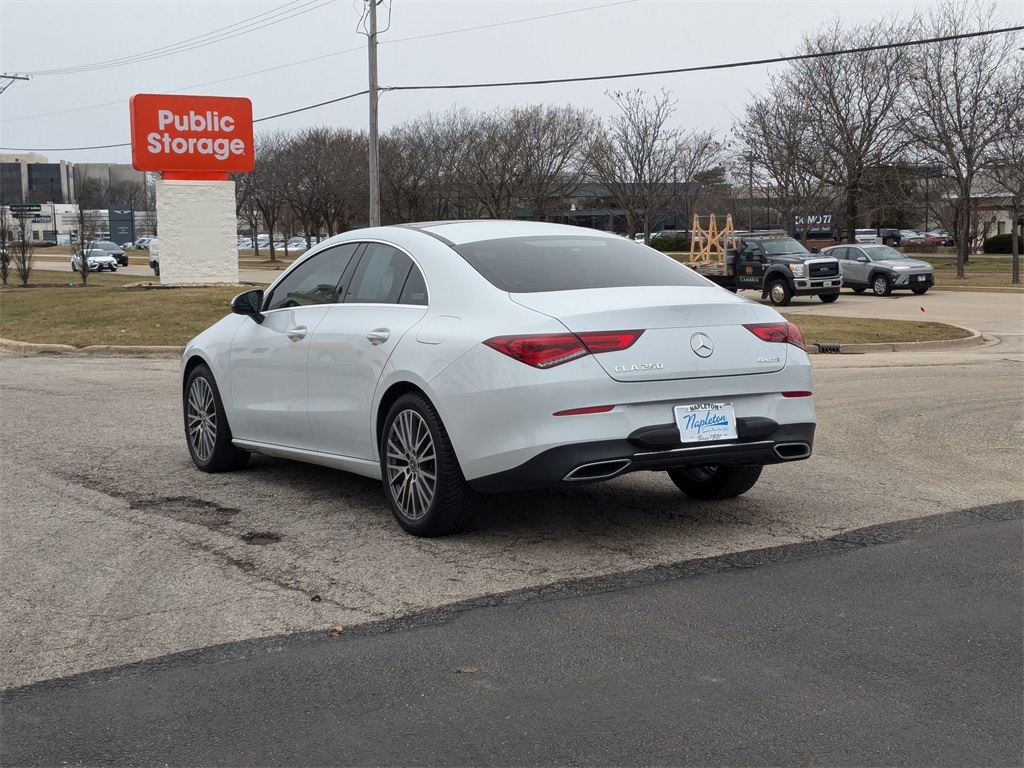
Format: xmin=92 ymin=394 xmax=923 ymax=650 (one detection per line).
xmin=807 ymin=326 xmax=988 ymax=354
xmin=0 ymin=338 xmax=183 ymax=357
xmin=0 ymin=328 xmax=989 ymax=358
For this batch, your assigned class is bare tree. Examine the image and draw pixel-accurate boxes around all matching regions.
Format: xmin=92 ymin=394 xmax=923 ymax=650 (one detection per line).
xmin=985 ymin=58 xmax=1024 ymax=283
xmin=250 ymin=131 xmax=290 ymax=261
xmin=8 ymin=209 xmax=35 ymax=286
xmin=0 ymin=201 xmax=12 ymax=286
xmin=901 ymin=0 xmax=1019 ymax=276
xmin=587 ymin=89 xmax=717 ymax=239
xmin=786 ymin=16 xmax=912 ymax=244
xmin=70 ymin=174 xmax=107 ymax=286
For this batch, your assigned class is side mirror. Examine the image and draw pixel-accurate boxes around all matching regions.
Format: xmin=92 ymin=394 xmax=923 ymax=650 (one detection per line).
xmin=232 ymin=289 xmax=265 ymax=323
xmin=856 ymin=256 xmax=869 ymax=263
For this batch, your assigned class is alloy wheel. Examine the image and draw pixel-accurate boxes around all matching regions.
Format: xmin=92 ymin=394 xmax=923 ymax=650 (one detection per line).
xmin=385 ymin=409 xmax=438 ymax=521
xmin=186 ymin=376 xmax=217 ymax=463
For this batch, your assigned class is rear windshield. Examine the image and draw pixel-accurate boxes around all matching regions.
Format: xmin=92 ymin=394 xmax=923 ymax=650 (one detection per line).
xmin=452 ymin=235 xmax=708 ymax=293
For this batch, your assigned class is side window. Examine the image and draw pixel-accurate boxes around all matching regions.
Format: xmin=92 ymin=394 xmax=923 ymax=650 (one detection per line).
xmin=346 ymin=243 xmax=413 ymax=304
xmin=264 ymin=243 xmax=360 ymax=311
xmin=831 ymin=247 xmax=847 ymax=260
xmin=398 ymin=264 xmax=428 ymax=305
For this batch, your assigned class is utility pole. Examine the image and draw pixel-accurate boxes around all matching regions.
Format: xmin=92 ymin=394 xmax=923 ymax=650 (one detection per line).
xmin=0 ymin=73 xmax=30 ymax=96
xmin=367 ymin=0 xmax=380 ymax=227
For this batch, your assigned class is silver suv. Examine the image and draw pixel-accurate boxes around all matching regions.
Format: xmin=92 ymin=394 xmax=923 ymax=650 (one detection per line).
xmin=822 ymin=244 xmax=934 ymax=296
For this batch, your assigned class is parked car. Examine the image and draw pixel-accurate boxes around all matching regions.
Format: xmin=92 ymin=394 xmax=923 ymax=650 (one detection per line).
xmin=923 ymin=231 xmax=954 ymax=246
xmin=181 ymin=220 xmax=817 ymax=536
xmin=284 ymin=237 xmax=309 ymax=252
xmin=87 ymin=240 xmax=128 ymax=266
xmin=71 ymin=248 xmax=118 ymax=272
xmin=132 ymin=237 xmax=154 ymax=250
xmin=899 ymin=230 xmax=925 ymax=244
xmin=821 ymin=243 xmax=934 ymax=296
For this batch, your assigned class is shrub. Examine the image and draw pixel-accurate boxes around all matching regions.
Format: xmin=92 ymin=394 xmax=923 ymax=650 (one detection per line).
xmin=982 ymin=234 xmax=1013 ymax=254
xmin=647 ymin=236 xmax=690 ymax=252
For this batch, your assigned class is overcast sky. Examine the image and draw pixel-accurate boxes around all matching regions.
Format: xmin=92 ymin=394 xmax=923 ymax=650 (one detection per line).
xmin=1 ymin=0 xmax=1021 ymax=166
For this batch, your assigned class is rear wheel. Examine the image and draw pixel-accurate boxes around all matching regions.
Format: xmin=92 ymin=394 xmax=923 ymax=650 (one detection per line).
xmin=872 ymin=274 xmax=892 ymax=296
xmin=381 ymin=393 xmax=477 ymax=536
xmin=767 ymin=279 xmax=792 ymax=307
xmin=818 ymin=292 xmax=839 ymax=303
xmin=184 ymin=364 xmax=250 ymax=472
xmin=911 ymin=285 xmax=929 ymax=295
xmin=668 ymin=464 xmax=763 ymax=500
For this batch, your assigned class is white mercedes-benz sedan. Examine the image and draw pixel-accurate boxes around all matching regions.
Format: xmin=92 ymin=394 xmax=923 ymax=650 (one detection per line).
xmin=182 ymin=220 xmax=816 ymax=536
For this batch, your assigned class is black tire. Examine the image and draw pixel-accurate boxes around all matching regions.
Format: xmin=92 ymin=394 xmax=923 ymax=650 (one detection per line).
xmin=381 ymin=393 xmax=477 ymax=536
xmin=110 ymin=266 xmax=117 ymax=272
xmin=872 ymin=274 xmax=892 ymax=296
xmin=667 ymin=464 xmax=763 ymax=500
xmin=852 ymin=286 xmax=866 ymax=294
xmin=183 ymin=364 xmax=250 ymax=473
xmin=153 ymin=264 xmax=160 ymax=276
xmin=767 ymin=278 xmax=793 ymax=306
xmin=911 ymin=285 xmax=929 ymax=295
xmin=818 ymin=292 xmax=839 ymax=303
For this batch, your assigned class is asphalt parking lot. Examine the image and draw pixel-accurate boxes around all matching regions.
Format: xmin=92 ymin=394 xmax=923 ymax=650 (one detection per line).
xmin=1 ymin=289 xmax=1022 ymax=692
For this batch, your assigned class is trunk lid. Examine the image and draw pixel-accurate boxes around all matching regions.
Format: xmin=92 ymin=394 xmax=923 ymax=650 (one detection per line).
xmin=510 ymin=286 xmax=790 ymax=382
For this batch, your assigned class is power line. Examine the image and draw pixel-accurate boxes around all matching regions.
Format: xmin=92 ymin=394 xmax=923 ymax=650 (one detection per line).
xmin=23 ymin=0 xmax=335 ymax=77
xmin=387 ymin=25 xmax=1024 ymax=92
xmin=2 ymin=25 xmax=1020 ymax=154
xmin=3 ymin=0 xmax=637 ymax=123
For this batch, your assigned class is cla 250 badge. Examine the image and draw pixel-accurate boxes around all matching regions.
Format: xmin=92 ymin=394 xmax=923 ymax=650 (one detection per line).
xmin=614 ymin=362 xmax=665 ymax=372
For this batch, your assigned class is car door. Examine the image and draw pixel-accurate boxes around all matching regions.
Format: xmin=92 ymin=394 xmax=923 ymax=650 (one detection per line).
xmin=228 ymin=243 xmax=361 ymax=450
xmin=307 ymin=242 xmax=429 ymax=460
xmin=734 ymin=240 xmax=765 ymax=289
xmin=843 ymin=246 xmax=870 ymax=287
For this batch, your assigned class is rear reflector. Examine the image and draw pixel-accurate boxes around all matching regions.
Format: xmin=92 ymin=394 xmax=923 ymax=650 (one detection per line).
xmin=553 ymin=405 xmax=615 ymax=416
xmin=743 ymin=322 xmax=806 ymax=350
xmin=485 ymin=330 xmax=644 ymax=369
xmin=782 ymin=391 xmax=812 ymax=398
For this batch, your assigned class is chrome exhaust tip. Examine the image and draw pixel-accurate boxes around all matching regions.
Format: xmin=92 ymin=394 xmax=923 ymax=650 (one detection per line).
xmin=563 ymin=459 xmax=632 ymax=482
xmin=774 ymin=442 xmax=811 ymax=460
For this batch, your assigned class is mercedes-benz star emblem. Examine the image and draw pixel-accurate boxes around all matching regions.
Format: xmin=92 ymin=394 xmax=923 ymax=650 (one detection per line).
xmin=690 ymin=332 xmax=714 ymax=358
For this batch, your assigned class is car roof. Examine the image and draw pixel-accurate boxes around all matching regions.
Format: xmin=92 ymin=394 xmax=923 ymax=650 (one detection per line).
xmin=396 ymin=220 xmax=622 ymax=246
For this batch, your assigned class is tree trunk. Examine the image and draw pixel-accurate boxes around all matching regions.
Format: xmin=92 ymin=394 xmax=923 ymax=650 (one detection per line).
xmin=1012 ymin=202 xmax=1020 ymax=285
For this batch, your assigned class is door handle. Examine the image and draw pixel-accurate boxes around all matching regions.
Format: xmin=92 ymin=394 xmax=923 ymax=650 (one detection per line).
xmin=366 ymin=328 xmax=390 ymax=345
xmin=286 ymin=326 xmax=307 ymax=341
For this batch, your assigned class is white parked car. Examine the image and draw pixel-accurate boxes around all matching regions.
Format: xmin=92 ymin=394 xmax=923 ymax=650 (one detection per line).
xmin=71 ymin=248 xmax=118 ymax=272
xmin=181 ymin=221 xmax=816 ymax=536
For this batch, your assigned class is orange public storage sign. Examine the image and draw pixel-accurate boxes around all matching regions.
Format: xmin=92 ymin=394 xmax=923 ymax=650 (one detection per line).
xmin=129 ymin=94 xmax=255 ymax=173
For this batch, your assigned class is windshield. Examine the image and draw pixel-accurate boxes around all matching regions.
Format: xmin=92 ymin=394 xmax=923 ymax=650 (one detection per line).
xmin=863 ymin=246 xmax=907 ymax=261
xmin=453 ymin=235 xmax=709 ymax=292
xmin=759 ymin=238 xmax=810 ymax=256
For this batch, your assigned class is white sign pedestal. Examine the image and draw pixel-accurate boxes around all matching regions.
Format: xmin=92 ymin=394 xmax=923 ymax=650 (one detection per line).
xmin=155 ymin=179 xmax=238 ymax=284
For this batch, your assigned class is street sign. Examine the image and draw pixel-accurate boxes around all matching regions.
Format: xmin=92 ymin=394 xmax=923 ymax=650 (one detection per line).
xmin=9 ymin=203 xmax=42 ymax=212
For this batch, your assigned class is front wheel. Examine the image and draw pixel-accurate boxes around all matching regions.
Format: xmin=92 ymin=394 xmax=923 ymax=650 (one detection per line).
xmin=767 ymin=279 xmax=793 ymax=306
xmin=184 ymin=364 xmax=250 ymax=472
xmin=819 ymin=292 xmax=839 ymax=303
xmin=381 ymin=393 xmax=477 ymax=536
xmin=668 ymin=465 xmax=763 ymax=500
xmin=872 ymin=274 xmax=892 ymax=296
xmin=911 ymin=285 xmax=929 ymax=295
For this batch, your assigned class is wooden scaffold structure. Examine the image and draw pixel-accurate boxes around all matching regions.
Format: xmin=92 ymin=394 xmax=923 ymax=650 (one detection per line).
xmin=687 ymin=214 xmax=739 ymax=272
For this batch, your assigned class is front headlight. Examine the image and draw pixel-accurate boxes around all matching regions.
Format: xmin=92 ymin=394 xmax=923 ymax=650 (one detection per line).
xmin=893 ymin=265 xmax=911 ymax=270
xmin=788 ymin=264 xmax=806 ymax=277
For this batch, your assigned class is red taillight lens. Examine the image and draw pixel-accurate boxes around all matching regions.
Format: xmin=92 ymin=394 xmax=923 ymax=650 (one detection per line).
xmin=577 ymin=330 xmax=644 ymax=353
xmin=484 ymin=330 xmax=644 ymax=369
xmin=743 ymin=322 xmax=806 ymax=350
xmin=484 ymin=334 xmax=588 ymax=368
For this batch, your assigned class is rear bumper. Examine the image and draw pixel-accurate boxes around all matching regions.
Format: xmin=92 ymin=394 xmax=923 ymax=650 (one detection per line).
xmin=469 ymin=420 xmax=815 ymax=493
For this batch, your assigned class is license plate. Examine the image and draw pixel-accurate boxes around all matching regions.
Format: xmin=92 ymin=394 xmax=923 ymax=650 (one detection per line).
xmin=823 ymin=280 xmax=834 ymax=287
xmin=674 ymin=403 xmax=737 ymax=443
xmin=916 ymin=274 xmax=926 ymax=281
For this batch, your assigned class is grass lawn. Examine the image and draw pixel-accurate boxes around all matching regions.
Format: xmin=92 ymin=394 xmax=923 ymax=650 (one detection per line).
xmin=0 ymin=269 xmax=974 ymax=348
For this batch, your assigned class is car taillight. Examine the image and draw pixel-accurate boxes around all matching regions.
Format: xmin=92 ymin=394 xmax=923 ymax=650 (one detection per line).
xmin=744 ymin=322 xmax=806 ymax=350
xmin=484 ymin=330 xmax=644 ymax=369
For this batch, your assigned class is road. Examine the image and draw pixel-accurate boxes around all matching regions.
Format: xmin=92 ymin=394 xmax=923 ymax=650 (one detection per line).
xmin=3 ymin=506 xmax=1020 ymax=766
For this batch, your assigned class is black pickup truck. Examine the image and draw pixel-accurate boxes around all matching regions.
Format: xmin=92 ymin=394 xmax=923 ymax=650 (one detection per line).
xmin=689 ymin=233 xmax=843 ymax=306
